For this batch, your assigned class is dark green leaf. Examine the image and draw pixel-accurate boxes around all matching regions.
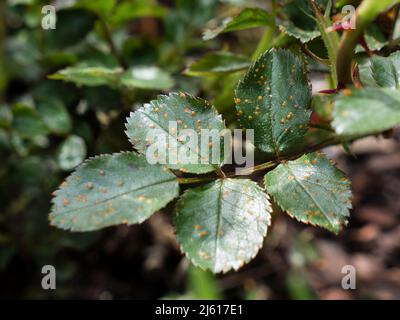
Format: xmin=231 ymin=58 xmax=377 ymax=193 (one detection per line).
xmin=125 ymin=92 xmax=226 ymax=174
xmin=265 ymin=152 xmax=352 ymax=233
xmin=33 ymin=80 xmax=79 ymax=108
xmin=50 ymin=65 xmax=174 ymax=90
xmin=332 ymin=88 xmax=400 ymax=135
xmin=12 ymin=104 xmax=49 ymax=138
xmin=278 ymin=0 xmax=327 ymax=43
xmin=235 ymin=49 xmax=312 ymax=156
xmin=175 ymin=179 xmax=271 ymax=273
xmin=50 ymin=152 xmax=179 ymax=231
xmin=37 ymin=98 xmax=72 ymax=135
xmin=83 ymin=86 xmax=122 ymax=112
xmin=44 ymin=9 xmax=95 ymax=50
xmin=184 ymin=52 xmax=251 ymax=76
xmin=203 ymin=8 xmax=273 ymax=40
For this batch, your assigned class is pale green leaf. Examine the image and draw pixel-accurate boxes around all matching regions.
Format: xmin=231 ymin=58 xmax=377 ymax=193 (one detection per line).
xmin=175 ymin=179 xmax=271 ymax=273
xmin=50 ymin=152 xmax=179 ymax=231
xmin=120 ymin=66 xmax=174 ymax=90
xmin=332 ymin=88 xmax=400 ymax=135
xmin=49 ymin=65 xmax=122 ymax=87
xmin=265 ymin=152 xmax=352 ymax=233
xmin=50 ymin=65 xmax=174 ymax=90
xmin=57 ymin=135 xmax=87 ymax=171
xmin=278 ymin=23 xmax=320 ymax=43
xmin=359 ymin=52 xmax=400 ymax=89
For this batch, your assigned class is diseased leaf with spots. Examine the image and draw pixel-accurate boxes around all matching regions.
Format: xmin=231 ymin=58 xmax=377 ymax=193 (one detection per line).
xmin=50 ymin=152 xmax=179 ymax=231
xmin=265 ymin=152 xmax=352 ymax=234
xmin=184 ymin=52 xmax=251 ymax=76
xmin=332 ymin=88 xmax=400 ymax=136
xmin=359 ymin=51 xmax=400 ymax=89
xmin=125 ymin=92 xmax=226 ymax=174
xmin=203 ymin=8 xmax=273 ymax=40
xmin=175 ymin=179 xmax=271 ymax=273
xmin=235 ymin=49 xmax=312 ymax=156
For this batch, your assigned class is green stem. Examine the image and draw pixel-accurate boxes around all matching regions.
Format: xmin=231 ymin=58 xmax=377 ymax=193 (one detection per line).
xmin=302 ymin=44 xmax=331 ymax=65
xmin=252 ymin=0 xmax=276 ymax=60
xmin=216 ymin=167 xmax=226 ymax=178
xmin=309 ymin=0 xmax=340 ymax=87
xmin=228 ymin=161 xmax=278 ymax=177
xmin=176 ymin=132 xmax=372 ymax=185
xmin=99 ymin=17 xmax=128 ymax=69
xmin=336 ymin=0 xmax=400 ymax=86
xmin=177 ymin=177 xmax=215 ymax=184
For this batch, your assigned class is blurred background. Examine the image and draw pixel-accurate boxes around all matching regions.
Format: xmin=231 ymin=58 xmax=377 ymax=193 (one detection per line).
xmin=0 ymin=0 xmax=399 ymax=299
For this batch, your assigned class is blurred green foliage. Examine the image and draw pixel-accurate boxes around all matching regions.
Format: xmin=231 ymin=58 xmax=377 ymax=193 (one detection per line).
xmin=0 ymin=0 xmax=265 ymax=298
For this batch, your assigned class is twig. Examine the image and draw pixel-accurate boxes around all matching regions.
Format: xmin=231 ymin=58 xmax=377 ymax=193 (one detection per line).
xmin=302 ymin=44 xmax=331 ymax=65
xmin=99 ymin=18 xmax=128 ymax=69
xmin=176 ymin=135 xmax=349 ymax=185
xmin=309 ymin=0 xmax=340 ymax=87
xmin=177 ymin=176 xmax=215 ymax=184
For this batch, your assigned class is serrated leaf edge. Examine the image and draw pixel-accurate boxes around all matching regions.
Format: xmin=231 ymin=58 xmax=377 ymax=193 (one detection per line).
xmin=264 ymin=153 xmax=352 ymax=234
xmin=49 ymin=151 xmax=178 ymax=231
xmin=174 ymin=179 xmax=271 ymax=274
